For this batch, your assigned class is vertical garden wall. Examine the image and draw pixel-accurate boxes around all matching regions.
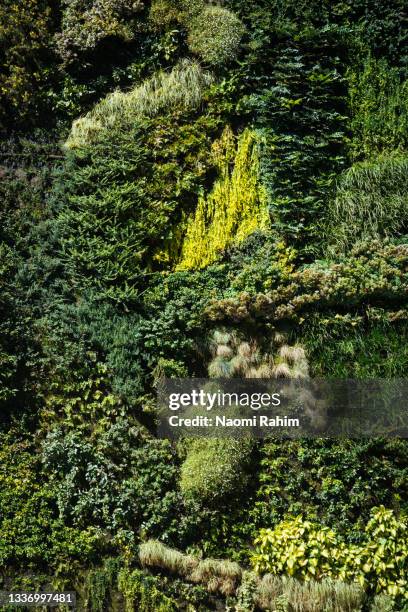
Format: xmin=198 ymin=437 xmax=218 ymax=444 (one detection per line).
xmin=0 ymin=0 xmax=407 ymax=610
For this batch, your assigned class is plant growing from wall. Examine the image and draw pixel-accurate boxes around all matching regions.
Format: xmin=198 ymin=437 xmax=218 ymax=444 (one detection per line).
xmin=139 ymin=540 xmax=366 ymax=611
xmin=347 ymin=56 xmax=408 ymax=160
xmin=251 ymin=507 xmax=408 ymax=604
xmin=187 ymin=5 xmax=245 ymax=66
xmin=65 ymin=59 xmax=214 ymax=149
xmin=118 ymin=567 xmax=178 ymax=612
xmin=206 ymin=241 xmax=408 ymax=325
xmin=0 ymin=0 xmax=56 ymax=127
xmin=177 ymin=127 xmax=270 ymax=270
xmin=55 ymin=0 xmax=146 ymax=65
xmin=149 ymin=0 xmax=245 ymax=66
xmin=179 ymin=329 xmax=312 ymax=506
xmin=327 ymin=153 xmax=408 ymax=254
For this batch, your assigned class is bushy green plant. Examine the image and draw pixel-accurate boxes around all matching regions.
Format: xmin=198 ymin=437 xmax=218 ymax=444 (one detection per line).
xmin=41 ymin=359 xmax=124 ymax=429
xmin=0 ymin=138 xmax=55 ymax=411
xmin=342 ymin=506 xmax=408 ymax=600
xmin=54 ymin=60 xmax=225 ymax=305
xmin=149 ymin=0 xmax=182 ymax=30
xmin=207 ymin=241 xmax=408 ymax=324
xmin=187 ymin=6 xmax=245 ymax=66
xmin=0 ymin=430 xmax=106 ymax=571
xmin=83 ymin=557 xmax=121 ymax=612
xmin=302 ymin=318 xmax=408 ymax=378
xmin=255 ymin=439 xmax=408 ymax=538
xmin=327 ymin=153 xmax=408 ymax=253
xmin=118 ymin=567 xmax=178 ymax=612
xmin=0 ymin=245 xmax=22 ymax=404
xmin=56 ymin=119 xmax=218 ymax=302
xmin=241 ymin=40 xmax=348 ymax=256
xmin=180 ymin=438 xmax=253 ymax=506
xmin=347 ymin=56 xmax=408 ymax=160
xmin=235 ymin=570 xmax=258 ymax=611
xmin=42 ymin=420 xmax=183 ymax=544
xmin=252 ymin=516 xmax=345 ymax=580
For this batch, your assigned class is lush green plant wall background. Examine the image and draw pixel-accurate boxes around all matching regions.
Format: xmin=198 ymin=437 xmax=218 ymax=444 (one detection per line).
xmin=0 ymin=0 xmax=407 ymax=610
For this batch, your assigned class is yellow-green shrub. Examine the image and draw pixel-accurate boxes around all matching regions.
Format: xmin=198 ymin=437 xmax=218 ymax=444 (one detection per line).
xmin=251 ymin=507 xmax=408 ymax=603
xmin=251 ymin=516 xmax=346 ymax=580
xmin=177 ymin=126 xmax=270 ymax=270
xmin=341 ymin=506 xmax=408 ymax=599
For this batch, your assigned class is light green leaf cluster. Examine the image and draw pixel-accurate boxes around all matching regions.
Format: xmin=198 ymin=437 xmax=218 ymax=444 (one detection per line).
xmin=252 ymin=507 xmax=408 ymax=603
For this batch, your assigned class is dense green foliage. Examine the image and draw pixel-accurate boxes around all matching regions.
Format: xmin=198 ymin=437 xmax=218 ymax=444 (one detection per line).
xmin=1 ymin=0 xmax=407 ymax=610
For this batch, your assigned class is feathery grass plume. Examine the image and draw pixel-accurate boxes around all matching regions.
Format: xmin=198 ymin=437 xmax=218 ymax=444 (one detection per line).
xmin=238 ymin=342 xmax=252 ymax=359
xmin=279 ymin=344 xmax=306 ymax=365
xmin=255 ymin=574 xmax=365 ymax=611
xmin=229 ymin=354 xmax=247 ymax=375
xmin=255 ymin=364 xmax=275 ymax=378
xmin=139 ymin=540 xmax=197 ymax=575
xmin=255 ymin=573 xmax=283 ymax=608
xmin=177 ymin=127 xmax=270 ymax=270
xmin=208 ymin=356 xmax=232 ymax=378
xmin=330 ymin=580 xmax=367 ymax=612
xmin=272 ymin=362 xmax=292 ymax=378
xmin=65 ymin=59 xmax=214 ymax=149
xmin=212 ymin=329 xmax=233 ymax=346
xmin=247 ymin=367 xmax=262 ymax=378
xmin=275 ymin=577 xmax=364 ymax=612
xmin=208 ymin=329 xmax=310 ymax=380
xmin=190 ymin=558 xmax=242 ymax=596
xmin=291 ymin=360 xmax=309 ymax=379
xmin=273 ymin=332 xmax=287 ymax=346
xmin=327 ymin=153 xmax=408 ymax=254
xmin=216 ymin=344 xmax=233 ymax=358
